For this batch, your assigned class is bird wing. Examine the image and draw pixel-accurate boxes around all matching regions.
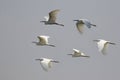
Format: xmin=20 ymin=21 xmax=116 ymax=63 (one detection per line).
xmin=73 ymin=52 xmax=81 ymax=57
xmin=76 ymin=21 xmax=84 ymax=34
xmin=44 ymin=16 xmax=49 ymax=21
xmin=82 ymin=19 xmax=91 ymax=28
xmin=73 ymin=48 xmax=80 ymax=53
xmin=73 ymin=48 xmax=81 ymax=56
xmin=80 ymin=52 xmax=86 ymax=56
xmin=48 ymin=61 xmax=52 ymax=68
xmin=97 ymin=40 xmax=107 ymax=54
xmin=40 ymin=58 xmax=51 ymax=71
xmin=101 ymin=42 xmax=109 ymax=55
xmin=38 ymin=36 xmax=49 ymax=45
xmin=48 ymin=9 xmax=60 ymax=23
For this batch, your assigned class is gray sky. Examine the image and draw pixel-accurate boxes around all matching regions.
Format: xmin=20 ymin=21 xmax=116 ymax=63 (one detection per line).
xmin=0 ymin=0 xmax=120 ymax=80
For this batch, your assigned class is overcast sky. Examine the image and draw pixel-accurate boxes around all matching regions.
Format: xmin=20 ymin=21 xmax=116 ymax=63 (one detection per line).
xmin=0 ymin=0 xmax=120 ymax=80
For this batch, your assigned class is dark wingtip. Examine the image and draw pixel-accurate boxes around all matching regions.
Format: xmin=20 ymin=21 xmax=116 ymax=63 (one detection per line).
xmin=35 ymin=59 xmax=40 ymax=61
xmin=73 ymin=20 xmax=79 ymax=21
xmin=67 ymin=54 xmax=72 ymax=55
xmin=40 ymin=21 xmax=45 ymax=23
xmin=48 ymin=45 xmax=56 ymax=47
xmin=58 ymin=24 xmax=64 ymax=26
xmin=35 ymin=58 xmax=43 ymax=61
xmin=32 ymin=41 xmax=36 ymax=44
xmin=109 ymin=42 xmax=116 ymax=45
xmin=93 ymin=40 xmax=99 ymax=42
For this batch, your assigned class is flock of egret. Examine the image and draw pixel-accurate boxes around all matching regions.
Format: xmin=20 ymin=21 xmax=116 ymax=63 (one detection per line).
xmin=34 ymin=9 xmax=116 ymax=71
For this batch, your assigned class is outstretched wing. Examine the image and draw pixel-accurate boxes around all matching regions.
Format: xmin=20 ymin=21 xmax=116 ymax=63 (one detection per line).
xmin=40 ymin=58 xmax=51 ymax=71
xmin=82 ymin=19 xmax=91 ymax=28
xmin=38 ymin=36 xmax=49 ymax=45
xmin=76 ymin=21 xmax=84 ymax=34
xmin=44 ymin=16 xmax=49 ymax=21
xmin=48 ymin=9 xmax=60 ymax=23
xmin=73 ymin=48 xmax=81 ymax=56
xmin=73 ymin=48 xmax=80 ymax=53
xmin=97 ymin=40 xmax=108 ymax=55
xmin=101 ymin=42 xmax=108 ymax=55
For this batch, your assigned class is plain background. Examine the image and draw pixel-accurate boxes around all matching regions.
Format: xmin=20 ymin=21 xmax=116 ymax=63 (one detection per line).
xmin=0 ymin=0 xmax=120 ymax=80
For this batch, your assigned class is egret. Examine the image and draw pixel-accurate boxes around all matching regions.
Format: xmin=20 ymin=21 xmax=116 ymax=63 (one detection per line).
xmin=32 ymin=35 xmax=55 ymax=47
xmin=35 ymin=58 xmax=59 ymax=71
xmin=68 ymin=48 xmax=90 ymax=58
xmin=73 ymin=19 xmax=96 ymax=33
xmin=40 ymin=9 xmax=64 ymax=26
xmin=93 ymin=39 xmax=116 ymax=55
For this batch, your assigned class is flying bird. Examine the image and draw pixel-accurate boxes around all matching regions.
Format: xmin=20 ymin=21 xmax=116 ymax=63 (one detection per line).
xmin=67 ymin=48 xmax=90 ymax=58
xmin=32 ymin=35 xmax=55 ymax=47
xmin=40 ymin=9 xmax=64 ymax=26
xmin=93 ymin=39 xmax=116 ymax=55
xmin=35 ymin=58 xmax=59 ymax=71
xmin=73 ymin=19 xmax=96 ymax=33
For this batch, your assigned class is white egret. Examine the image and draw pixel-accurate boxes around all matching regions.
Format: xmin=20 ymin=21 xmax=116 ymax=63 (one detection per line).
xmin=32 ymin=35 xmax=55 ymax=47
xmin=35 ymin=58 xmax=59 ymax=71
xmin=40 ymin=9 xmax=64 ymax=26
xmin=73 ymin=19 xmax=96 ymax=33
xmin=68 ymin=48 xmax=90 ymax=58
xmin=93 ymin=39 xmax=116 ymax=55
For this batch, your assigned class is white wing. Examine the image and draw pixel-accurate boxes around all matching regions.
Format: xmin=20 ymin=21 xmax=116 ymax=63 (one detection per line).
xmin=73 ymin=48 xmax=80 ymax=53
xmin=82 ymin=19 xmax=91 ymax=28
xmin=44 ymin=16 xmax=49 ymax=21
xmin=97 ymin=40 xmax=108 ymax=54
xmin=39 ymin=35 xmax=50 ymax=45
xmin=76 ymin=22 xmax=84 ymax=34
xmin=40 ymin=58 xmax=52 ymax=71
xmin=80 ymin=52 xmax=86 ymax=56
xmin=72 ymin=48 xmax=81 ymax=57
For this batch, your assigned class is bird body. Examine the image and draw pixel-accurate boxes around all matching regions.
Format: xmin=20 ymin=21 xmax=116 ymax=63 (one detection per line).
xmin=35 ymin=58 xmax=59 ymax=71
xmin=73 ymin=19 xmax=96 ymax=33
xmin=93 ymin=39 xmax=116 ymax=55
xmin=40 ymin=9 xmax=64 ymax=26
xmin=68 ymin=48 xmax=90 ymax=58
xmin=32 ymin=35 xmax=55 ymax=47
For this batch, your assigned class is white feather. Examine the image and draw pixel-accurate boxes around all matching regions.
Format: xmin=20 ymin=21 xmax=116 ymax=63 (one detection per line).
xmin=44 ymin=16 xmax=49 ymax=21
